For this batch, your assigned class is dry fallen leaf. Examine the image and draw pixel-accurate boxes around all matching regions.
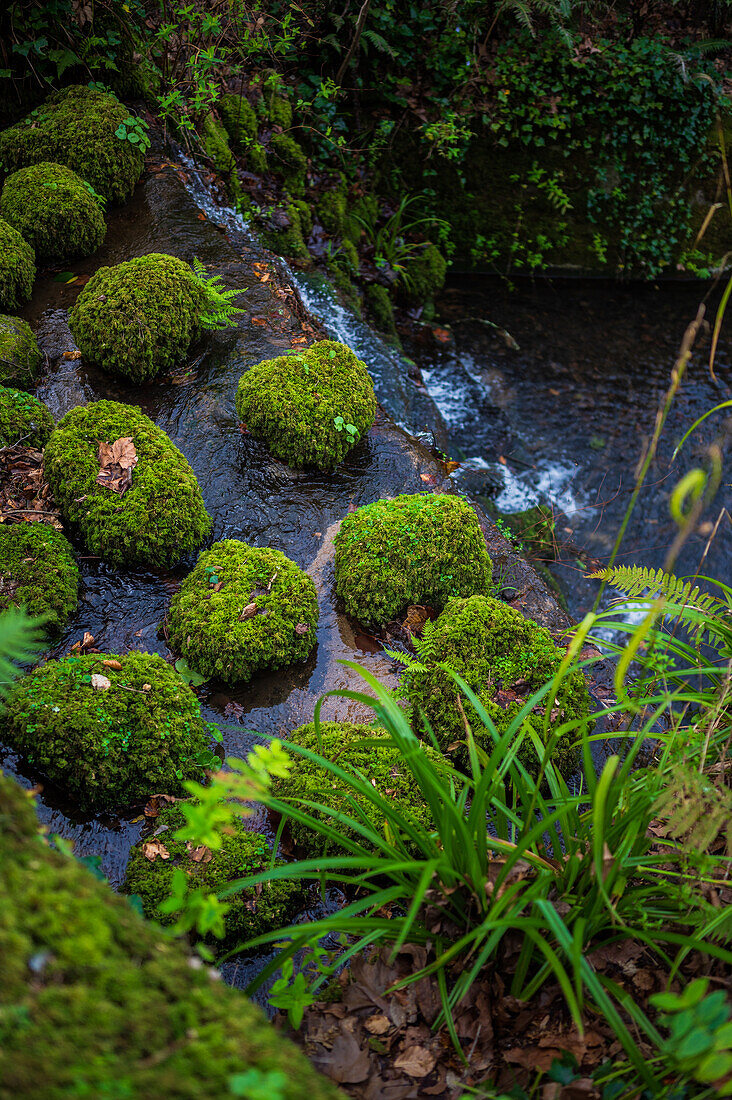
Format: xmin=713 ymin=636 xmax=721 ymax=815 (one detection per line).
xmin=295 ymin=622 xmax=310 ymax=635
xmin=102 ymin=659 xmax=122 ymax=670
xmin=141 ymin=683 xmax=151 ymax=692
xmin=393 ymin=1045 xmax=436 ymax=1078
xmin=142 ymin=839 xmax=170 ymax=862
xmin=62 ymin=349 xmax=82 ymax=360
xmin=144 ymin=793 xmax=178 ymax=818
xmin=90 ymin=673 xmax=111 ymax=690
xmin=96 ymin=437 xmax=138 ymax=495
xmin=187 ymin=843 xmax=213 ymax=863
xmin=240 ymin=601 xmax=258 ymax=620
xmin=364 ymin=1013 xmax=391 ymax=1035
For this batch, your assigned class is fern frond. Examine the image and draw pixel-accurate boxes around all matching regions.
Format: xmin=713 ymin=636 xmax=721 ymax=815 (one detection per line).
xmin=191 ymin=258 xmax=247 ymax=332
xmin=361 ymin=30 xmax=396 ymax=58
xmin=0 ymin=606 xmax=46 ymax=701
xmin=655 ymin=763 xmax=732 ymax=859
xmin=589 ymin=564 xmax=726 ymax=615
xmin=412 ymin=619 xmax=439 ymax=662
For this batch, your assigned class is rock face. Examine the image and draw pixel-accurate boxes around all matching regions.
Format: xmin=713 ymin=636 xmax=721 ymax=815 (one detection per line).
xmin=0 ymin=524 xmax=79 ymax=634
xmin=44 ymin=400 xmax=212 ymax=567
xmin=0 ymin=161 xmax=106 ymax=261
xmin=0 ymin=773 xmax=342 ymax=1099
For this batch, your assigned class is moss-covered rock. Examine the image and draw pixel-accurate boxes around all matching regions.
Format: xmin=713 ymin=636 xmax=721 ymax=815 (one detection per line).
xmin=271 ymin=721 xmax=443 ymax=854
xmin=318 ymin=186 xmax=348 ymax=236
xmin=3 ymin=651 xmax=218 ymax=811
xmin=167 ymin=540 xmax=318 ymax=684
xmin=248 ymin=141 xmax=268 ymax=175
xmin=200 ymin=114 xmax=242 ymax=204
xmin=264 ymin=90 xmax=293 ymax=130
xmin=0 ymin=774 xmax=341 ymax=1099
xmin=402 ymin=242 xmax=447 ymax=304
xmin=0 ymin=85 xmax=144 ymax=204
xmin=334 ymin=493 xmax=493 ymax=627
xmin=44 ymin=400 xmax=212 ymax=567
xmin=0 ymin=218 xmax=35 ymax=311
xmin=500 ymin=504 xmax=557 ymax=560
xmin=236 ymin=339 xmax=376 ymax=470
xmin=219 ymin=92 xmax=258 ymax=153
xmin=0 ymin=315 xmax=42 ymax=389
xmin=270 ymin=132 xmax=307 ymax=194
xmin=0 ymin=523 xmax=79 ymax=633
xmin=0 ymin=161 xmax=106 ymax=261
xmin=68 ymin=253 xmax=207 ymax=384
xmin=404 ymin=595 xmax=591 ymax=774
xmin=259 ymin=201 xmax=309 ymax=259
xmin=0 ymin=386 xmax=53 ymax=447
xmin=123 ymin=800 xmax=304 ymax=947
xmin=365 ymin=283 xmax=396 ymax=335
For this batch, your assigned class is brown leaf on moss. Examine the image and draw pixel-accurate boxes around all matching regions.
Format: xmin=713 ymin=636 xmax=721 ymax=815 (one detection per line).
xmin=96 ymin=437 xmax=138 ymax=495
xmin=186 ymin=843 xmax=213 ymax=863
xmin=142 ymin=839 xmax=170 ymax=861
xmin=295 ymin=622 xmax=310 ymax=635
xmin=239 ymin=601 xmax=258 ymax=620
xmin=102 ymin=659 xmax=123 ymax=670
xmin=144 ymin=793 xmax=178 ymax=818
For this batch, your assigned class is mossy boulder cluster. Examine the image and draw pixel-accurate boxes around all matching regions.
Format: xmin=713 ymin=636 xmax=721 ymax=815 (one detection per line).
xmin=0 ymin=161 xmax=106 ymax=262
xmin=271 ymin=721 xmax=443 ymax=854
xmin=236 ymin=339 xmax=376 ymax=470
xmin=0 ymin=316 xmax=43 ymax=389
xmin=167 ymin=540 xmax=318 ymax=684
xmin=44 ymin=400 xmax=211 ymax=567
xmin=69 ymin=254 xmax=208 ymax=383
xmin=403 ymin=595 xmax=591 ymax=773
xmin=0 ymin=774 xmax=340 ymax=1099
xmin=334 ymin=492 xmax=493 ymax=627
xmin=0 ymin=386 xmax=54 ymax=447
xmin=0 ymin=219 xmax=35 ymax=311
xmin=3 ymin=651 xmax=218 ymax=811
xmin=0 ymin=85 xmax=144 ymax=204
xmin=123 ymin=800 xmax=304 ymax=947
xmin=0 ymin=524 xmax=79 ymax=634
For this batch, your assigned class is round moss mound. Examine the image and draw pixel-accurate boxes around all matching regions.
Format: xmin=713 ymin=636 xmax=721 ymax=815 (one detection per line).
xmin=3 ymin=651 xmax=218 ymax=811
xmin=0 ymin=524 xmax=79 ymax=634
xmin=334 ymin=492 xmax=493 ymax=627
xmin=123 ymin=800 xmax=304 ymax=947
xmin=43 ymin=400 xmax=212 ymax=567
xmin=0 ymin=386 xmax=53 ymax=447
xmin=0 ymin=85 xmax=144 ymax=204
xmin=0 ymin=162 xmax=106 ymax=261
xmin=0 ymin=315 xmax=42 ymax=389
xmin=235 ymin=339 xmax=376 ymax=470
xmin=404 ymin=595 xmax=592 ymax=774
xmin=167 ymin=540 xmax=319 ymax=684
xmin=0 ymin=219 xmax=35 ymax=311
xmin=68 ymin=253 xmax=207 ymax=384
xmin=0 ymin=775 xmax=341 ymax=1100
xmin=271 ymin=721 xmax=443 ymax=855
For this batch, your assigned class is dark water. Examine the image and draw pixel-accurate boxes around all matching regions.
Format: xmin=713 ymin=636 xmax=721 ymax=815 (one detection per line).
xmin=414 ymin=276 xmax=732 ymax=621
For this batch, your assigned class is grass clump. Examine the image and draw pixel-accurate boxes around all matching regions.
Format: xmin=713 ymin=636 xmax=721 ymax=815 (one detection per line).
xmin=123 ymin=800 xmax=305 ymax=948
xmin=0 ymin=774 xmax=341 ymax=1099
xmin=68 ymin=253 xmax=207 ymax=384
xmin=0 ymin=386 xmax=53 ymax=447
xmin=235 ymin=339 xmax=376 ymax=470
xmin=3 ymin=651 xmax=218 ymax=811
xmin=401 ymin=594 xmax=591 ymax=773
xmin=43 ymin=400 xmax=211 ymax=567
xmin=0 ymin=316 xmax=42 ymax=390
xmin=0 ymin=85 xmax=144 ymax=204
xmin=270 ymin=720 xmax=443 ymax=855
xmin=0 ymin=524 xmax=79 ymax=634
xmin=167 ymin=539 xmax=318 ymax=684
xmin=0 ymin=162 xmax=105 ymax=261
xmin=0 ymin=219 xmax=35 ymax=311
xmin=334 ymin=492 xmax=493 ymax=627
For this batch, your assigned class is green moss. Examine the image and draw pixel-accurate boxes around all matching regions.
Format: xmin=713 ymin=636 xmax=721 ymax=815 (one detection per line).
xmin=404 ymin=595 xmax=591 ymax=774
xmin=270 ymin=132 xmax=307 ymax=194
xmin=334 ymin=493 xmax=493 ymax=627
xmin=248 ymin=141 xmax=268 ymax=175
xmin=201 ymin=114 xmax=242 ymax=203
xmin=0 ymin=386 xmax=53 ymax=447
xmin=167 ymin=540 xmax=318 ymax=684
xmin=0 ymin=524 xmax=79 ymax=634
xmin=0 ymin=774 xmax=341 ymax=1099
xmin=219 ymin=92 xmax=258 ymax=153
xmin=68 ymin=253 xmax=207 ymax=383
xmin=44 ymin=400 xmax=212 ymax=567
xmin=403 ymin=241 xmax=447 ymax=303
xmin=123 ymin=801 xmax=304 ymax=948
xmin=265 ymin=93 xmax=293 ymax=131
xmin=501 ymin=505 xmax=557 ymax=560
xmin=3 ymin=652 xmax=218 ymax=811
xmin=318 ymin=186 xmax=348 ymax=235
xmin=292 ymin=197 xmax=313 ymax=236
xmin=0 ymin=161 xmax=106 ymax=261
xmin=0 ymin=218 xmax=35 ymax=311
xmin=260 ymin=202 xmax=309 ymax=260
xmin=365 ymin=284 xmax=396 ymax=335
xmin=235 ymin=339 xmax=376 ymax=470
xmin=0 ymin=315 xmax=42 ymax=389
xmin=271 ymin=721 xmax=443 ymax=855
xmin=0 ymin=85 xmax=144 ymax=204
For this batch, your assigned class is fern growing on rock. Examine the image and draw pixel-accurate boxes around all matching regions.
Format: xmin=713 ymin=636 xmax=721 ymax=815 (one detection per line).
xmin=191 ymin=257 xmax=246 ymax=331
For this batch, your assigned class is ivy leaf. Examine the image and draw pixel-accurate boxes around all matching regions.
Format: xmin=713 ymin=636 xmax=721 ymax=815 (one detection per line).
xmin=115 ymin=124 xmax=127 ymax=139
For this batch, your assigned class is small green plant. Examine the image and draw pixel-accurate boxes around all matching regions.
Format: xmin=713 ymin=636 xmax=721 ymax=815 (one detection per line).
xmin=333 ymin=415 xmax=359 ymax=440
xmin=191 ymin=257 xmax=246 ymax=330
xmin=114 ymin=114 xmax=150 ymax=153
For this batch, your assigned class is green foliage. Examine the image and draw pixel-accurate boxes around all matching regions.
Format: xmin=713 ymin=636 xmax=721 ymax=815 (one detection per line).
xmin=402 ymin=240 xmax=447 ymax=302
xmin=364 ymin=284 xmax=396 ymax=334
xmin=650 ymin=979 xmax=732 ymax=1094
xmin=352 ymin=194 xmax=448 ymax=290
xmin=499 ymin=504 xmax=557 ymax=560
xmin=190 ymin=257 xmax=246 ymax=331
xmin=219 ymin=93 xmax=258 ymax=153
xmin=0 ymin=524 xmax=79 ymax=635
xmin=113 ymin=113 xmax=150 ymax=153
xmin=334 ymin=492 xmax=493 ymax=627
xmin=123 ymin=800 xmax=304 ymax=950
xmin=0 ymin=85 xmax=145 ymax=204
xmin=166 ymin=539 xmax=319 ymax=685
xmin=235 ymin=339 xmax=376 ymax=470
xmin=0 ymin=606 xmax=46 ymax=701
xmin=0 ymin=386 xmax=54 ymax=448
xmin=0 ymin=161 xmax=106 ymax=261
xmin=69 ymin=253 xmax=207 ymax=383
xmin=0 ymin=773 xmax=341 ymax=1099
xmin=44 ymin=400 xmax=212 ymax=567
xmin=399 ymin=594 xmax=591 ymax=774
xmin=0 ymin=220 xmax=35 ymax=312
xmin=0 ymin=316 xmax=43 ymax=390
xmin=270 ymin=132 xmax=308 ymax=194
